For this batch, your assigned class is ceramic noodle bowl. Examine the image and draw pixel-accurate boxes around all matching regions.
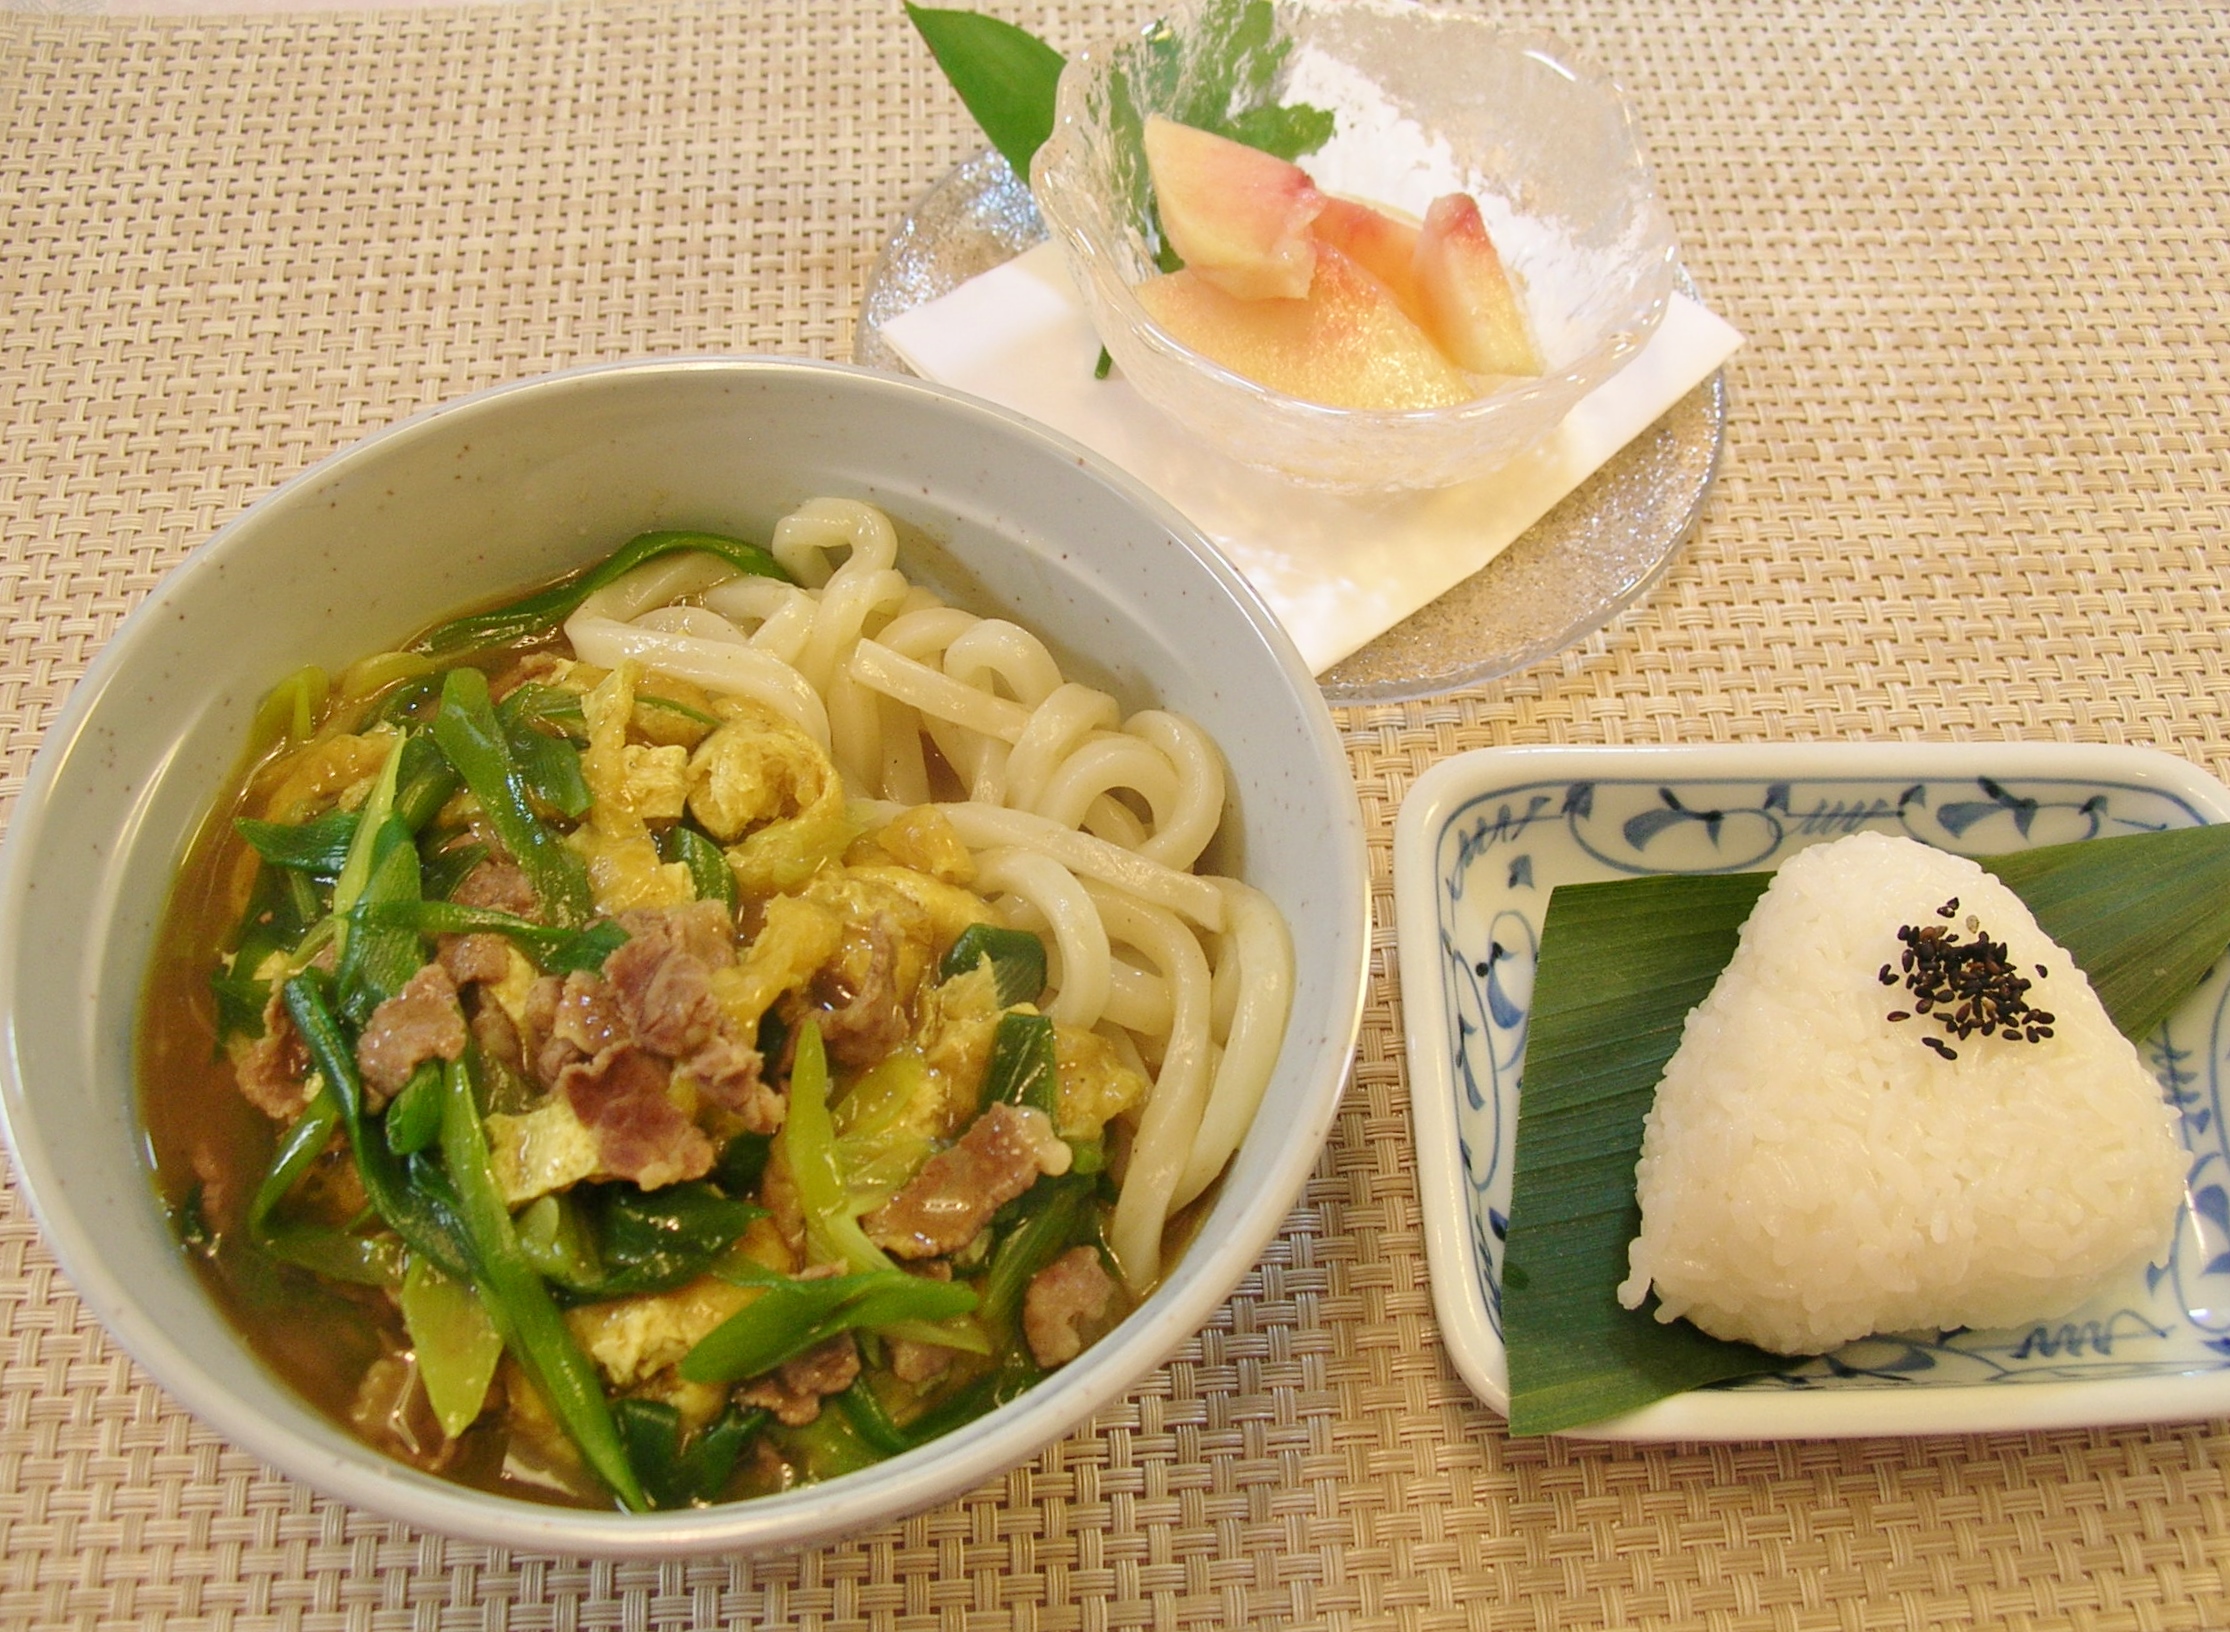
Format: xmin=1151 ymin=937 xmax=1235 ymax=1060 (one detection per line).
xmin=0 ymin=358 xmax=1370 ymax=1555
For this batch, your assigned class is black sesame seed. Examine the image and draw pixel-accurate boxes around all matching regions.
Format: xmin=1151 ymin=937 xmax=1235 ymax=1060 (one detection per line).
xmin=1890 ymin=907 xmax=2049 ymax=1059
xmin=1886 ymin=1010 xmax=1910 ymax=1022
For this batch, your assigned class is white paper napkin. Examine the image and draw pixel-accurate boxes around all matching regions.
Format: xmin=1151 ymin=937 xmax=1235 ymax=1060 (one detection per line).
xmin=880 ymin=241 xmax=1743 ymax=676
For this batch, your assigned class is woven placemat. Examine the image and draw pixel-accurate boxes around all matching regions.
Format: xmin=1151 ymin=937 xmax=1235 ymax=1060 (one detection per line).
xmin=4 ymin=0 xmax=2229 ymax=1626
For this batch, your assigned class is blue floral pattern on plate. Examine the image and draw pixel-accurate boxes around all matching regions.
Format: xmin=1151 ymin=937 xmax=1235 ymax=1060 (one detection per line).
xmin=1394 ymin=744 xmax=2230 ymax=1437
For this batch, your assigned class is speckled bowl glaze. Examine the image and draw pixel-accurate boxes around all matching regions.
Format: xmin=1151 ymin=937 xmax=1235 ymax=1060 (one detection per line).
xmin=0 ymin=358 xmax=1370 ymax=1555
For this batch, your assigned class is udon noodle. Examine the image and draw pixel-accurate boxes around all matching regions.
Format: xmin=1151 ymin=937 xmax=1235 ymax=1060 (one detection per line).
xmin=138 ymin=497 xmax=1293 ymax=1511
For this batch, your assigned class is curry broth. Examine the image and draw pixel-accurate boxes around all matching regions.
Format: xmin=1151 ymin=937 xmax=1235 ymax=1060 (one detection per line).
xmin=140 ymin=737 xmax=410 ymax=1427
xmin=137 ymin=659 xmax=606 ymax=1508
xmin=133 ymin=526 xmax=1190 ymax=1513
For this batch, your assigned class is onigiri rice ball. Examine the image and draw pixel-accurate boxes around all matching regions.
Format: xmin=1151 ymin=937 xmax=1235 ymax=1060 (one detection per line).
xmin=1617 ymin=830 xmax=2188 ymax=1356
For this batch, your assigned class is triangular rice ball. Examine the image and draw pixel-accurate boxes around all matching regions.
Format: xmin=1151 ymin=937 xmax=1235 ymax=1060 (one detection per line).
xmin=1618 ymin=831 xmax=2187 ymax=1355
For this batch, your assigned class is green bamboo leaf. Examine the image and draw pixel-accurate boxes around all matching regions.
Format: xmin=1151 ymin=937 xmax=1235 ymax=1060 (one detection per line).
xmin=1978 ymin=824 xmax=2230 ymax=1041
xmin=1502 ymin=822 xmax=2230 ymax=1435
xmin=906 ymin=5 xmax=1067 ymax=183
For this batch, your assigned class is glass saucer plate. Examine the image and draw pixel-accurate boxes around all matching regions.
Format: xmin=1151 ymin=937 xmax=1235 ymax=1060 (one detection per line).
xmin=855 ymin=151 xmax=1728 ymax=704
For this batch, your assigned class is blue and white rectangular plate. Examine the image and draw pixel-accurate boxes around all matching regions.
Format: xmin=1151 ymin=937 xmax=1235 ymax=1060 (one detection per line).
xmin=1394 ymin=742 xmax=2230 ymax=1440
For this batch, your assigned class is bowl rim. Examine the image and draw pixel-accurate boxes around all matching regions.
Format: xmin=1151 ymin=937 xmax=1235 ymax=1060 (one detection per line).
xmin=0 ymin=354 xmax=1372 ymax=1555
xmin=1031 ymin=0 xmax=1680 ymax=435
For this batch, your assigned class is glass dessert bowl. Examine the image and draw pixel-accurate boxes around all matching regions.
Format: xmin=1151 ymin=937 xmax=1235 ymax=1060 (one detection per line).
xmin=1031 ymin=0 xmax=1681 ymax=494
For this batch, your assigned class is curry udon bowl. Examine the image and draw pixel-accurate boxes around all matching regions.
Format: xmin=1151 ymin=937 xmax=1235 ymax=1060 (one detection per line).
xmin=0 ymin=357 xmax=1369 ymax=1556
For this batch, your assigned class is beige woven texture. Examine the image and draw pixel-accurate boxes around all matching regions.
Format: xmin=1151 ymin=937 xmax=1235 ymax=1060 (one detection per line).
xmin=3 ymin=0 xmax=2229 ymax=1626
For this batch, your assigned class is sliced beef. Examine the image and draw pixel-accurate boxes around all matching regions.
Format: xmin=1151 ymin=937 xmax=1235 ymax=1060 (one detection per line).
xmin=812 ymin=913 xmax=911 ymax=1071
xmin=468 ymin=995 xmax=524 ymax=1073
xmin=517 ymin=906 xmax=759 ymax=1189
xmin=606 ymin=904 xmax=731 ymax=1057
xmin=885 ymin=1338 xmax=953 ymax=1386
xmin=355 ymin=963 xmax=469 ymax=1108
xmin=603 ymin=903 xmax=776 ymax=1127
xmin=1022 ymin=1246 xmax=1116 ymax=1369
xmin=450 ymin=859 xmax=540 ymax=920
xmin=557 ymin=1044 xmax=712 ymax=1191
xmin=862 ymin=1102 xmax=1071 ymax=1260
xmin=532 ymin=970 xmax=627 ymax=1090
xmin=438 ymin=931 xmax=514 ymax=989
xmin=736 ymin=1333 xmax=861 ymax=1427
xmin=236 ymin=986 xmax=314 ymax=1121
xmin=684 ymin=1031 xmax=782 ymax=1132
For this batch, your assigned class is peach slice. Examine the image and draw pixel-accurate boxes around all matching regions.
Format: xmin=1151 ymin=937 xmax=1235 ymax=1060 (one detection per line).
xmin=1143 ymin=115 xmax=1325 ymax=302
xmin=1309 ymin=196 xmax=1423 ymax=316
xmin=1133 ymin=244 xmax=1478 ymax=411
xmin=1411 ymin=193 xmax=1543 ymax=377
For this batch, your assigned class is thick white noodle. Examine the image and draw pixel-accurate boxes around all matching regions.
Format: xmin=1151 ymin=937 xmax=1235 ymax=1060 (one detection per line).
xmin=973 ymin=847 xmax=1110 ymax=1028
xmin=874 ymin=606 xmax=977 ymax=664
xmin=993 ymin=901 xmax=1167 ymax=1038
xmin=632 ymin=605 xmax=750 ymax=644
xmin=935 ymin=723 xmax=1010 ymax=806
xmin=1031 ymin=735 xmax=1181 ymax=839
xmin=825 ymin=665 xmax=886 ymax=795
xmin=1005 ymin=685 xmax=1120 ymax=812
xmin=1082 ymin=797 xmax=1148 ymax=849
xmin=1098 ymin=1024 xmax=1152 ymax=1086
xmin=930 ymin=802 xmax=1226 ymax=931
xmin=1098 ymin=953 xmax=1173 ymax=1038
xmin=943 ymin=620 xmax=1063 ymax=714
xmin=876 ymin=691 xmax=932 ymax=805
xmin=702 ymin=576 xmax=819 ymax=664
xmin=1169 ymin=879 xmax=1294 ymax=1212
xmin=848 ymin=640 xmax=1032 ymax=742
xmin=575 ymin=555 xmax=738 ymax=622
xmin=1097 ymin=886 xmax=1216 ymax=1293
xmin=848 ymin=639 xmax=1026 ymax=803
xmin=868 ymin=608 xmax=972 ymax=800
xmin=771 ymin=496 xmax=898 ymax=587
xmin=1126 ymin=711 xmax=1226 ymax=872
xmin=797 ymin=566 xmax=911 ymax=698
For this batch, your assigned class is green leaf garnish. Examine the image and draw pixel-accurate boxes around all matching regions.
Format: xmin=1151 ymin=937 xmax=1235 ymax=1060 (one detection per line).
xmin=1222 ymin=100 xmax=1336 ymax=162
xmin=1501 ymin=822 xmax=2230 ymax=1435
xmin=906 ymin=5 xmax=1067 ymax=183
